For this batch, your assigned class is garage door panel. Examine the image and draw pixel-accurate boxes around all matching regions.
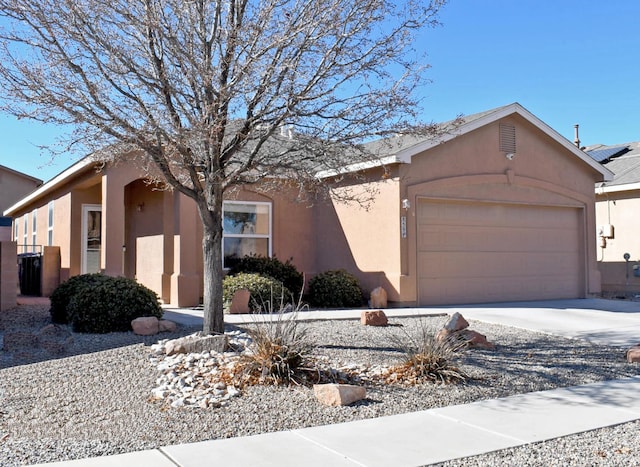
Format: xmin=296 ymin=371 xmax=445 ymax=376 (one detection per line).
xmin=419 ymin=251 xmax=579 ymax=278
xmin=419 ymin=226 xmax=579 ymax=254
xmin=417 ymin=200 xmax=583 ymax=305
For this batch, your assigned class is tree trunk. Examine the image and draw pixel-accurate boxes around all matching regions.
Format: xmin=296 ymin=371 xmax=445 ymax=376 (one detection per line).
xmin=200 ymin=196 xmax=225 ymax=335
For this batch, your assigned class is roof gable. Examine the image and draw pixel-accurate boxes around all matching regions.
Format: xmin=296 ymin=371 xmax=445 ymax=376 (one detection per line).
xmin=393 ymin=103 xmax=613 ymax=181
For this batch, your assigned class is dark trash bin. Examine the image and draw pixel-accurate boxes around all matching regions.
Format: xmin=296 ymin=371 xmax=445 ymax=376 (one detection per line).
xmin=18 ymin=253 xmax=42 ymax=296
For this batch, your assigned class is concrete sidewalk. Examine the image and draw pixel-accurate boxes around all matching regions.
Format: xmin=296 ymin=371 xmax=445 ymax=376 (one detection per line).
xmin=35 ymin=299 xmax=640 ymax=467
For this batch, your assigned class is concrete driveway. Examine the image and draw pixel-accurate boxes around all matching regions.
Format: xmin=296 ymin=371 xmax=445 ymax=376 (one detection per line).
xmin=165 ymin=298 xmax=640 ymax=348
xmin=453 ymin=298 xmax=640 ymax=347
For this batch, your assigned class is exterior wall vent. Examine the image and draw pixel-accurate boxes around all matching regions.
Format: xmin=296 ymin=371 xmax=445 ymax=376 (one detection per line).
xmin=499 ymin=123 xmax=516 ymax=154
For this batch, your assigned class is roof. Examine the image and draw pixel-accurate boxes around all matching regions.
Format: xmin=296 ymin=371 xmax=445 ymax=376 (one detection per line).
xmin=6 ymin=103 xmax=614 ymax=214
xmin=0 ymin=164 xmax=42 ymax=185
xmin=586 ymin=142 xmax=640 ymax=193
xmin=318 ymin=103 xmax=613 ymax=180
xmin=4 ymin=156 xmax=95 ymax=216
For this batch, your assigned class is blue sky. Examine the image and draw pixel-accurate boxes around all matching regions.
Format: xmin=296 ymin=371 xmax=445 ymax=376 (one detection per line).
xmin=1 ymin=0 xmax=639 ymax=182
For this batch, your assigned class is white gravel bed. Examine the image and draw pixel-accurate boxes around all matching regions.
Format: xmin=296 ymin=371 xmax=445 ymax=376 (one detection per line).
xmin=0 ymin=306 xmax=639 ymax=466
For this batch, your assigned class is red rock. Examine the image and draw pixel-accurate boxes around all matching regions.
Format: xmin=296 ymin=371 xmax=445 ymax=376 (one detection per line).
xmin=462 ymin=330 xmax=495 ymax=350
xmin=131 ymin=316 xmax=159 ymax=335
xmin=626 ymin=346 xmax=640 ymax=363
xmin=444 ymin=312 xmax=469 ymax=332
xmin=159 ymin=319 xmax=177 ymax=333
xmin=313 ymin=384 xmax=366 ymax=406
xmin=361 ymin=310 xmax=388 ymax=326
xmin=370 ymin=287 xmax=388 ymax=308
xmin=229 ymin=289 xmax=251 ymax=314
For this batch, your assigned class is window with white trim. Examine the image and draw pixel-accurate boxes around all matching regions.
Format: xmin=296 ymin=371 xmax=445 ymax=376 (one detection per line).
xmin=23 ymin=214 xmax=28 ymax=247
xmin=47 ymin=201 xmax=54 ymax=246
xmin=31 ymin=208 xmax=37 ymax=248
xmin=222 ymin=201 xmax=271 ymax=269
xmin=14 ymin=219 xmax=18 ymax=242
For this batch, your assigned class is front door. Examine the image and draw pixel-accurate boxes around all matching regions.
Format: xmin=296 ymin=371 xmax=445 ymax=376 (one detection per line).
xmin=82 ymin=204 xmax=102 ymax=274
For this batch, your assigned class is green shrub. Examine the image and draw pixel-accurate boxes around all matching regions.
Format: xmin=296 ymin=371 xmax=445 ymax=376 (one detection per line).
xmin=307 ymin=269 xmax=363 ymax=308
xmin=223 ymin=273 xmax=293 ymax=313
xmin=51 ymin=275 xmax=162 ymax=333
xmin=49 ymin=273 xmax=111 ymax=324
xmin=228 ymin=255 xmax=304 ymax=295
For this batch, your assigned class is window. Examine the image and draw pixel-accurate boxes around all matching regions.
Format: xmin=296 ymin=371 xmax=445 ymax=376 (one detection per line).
xmin=31 ymin=209 xmax=37 ymax=248
xmin=14 ymin=219 xmax=18 ymax=242
xmin=47 ymin=201 xmax=54 ymax=246
xmin=222 ymin=201 xmax=271 ymax=269
xmin=23 ymin=214 xmax=28 ymax=247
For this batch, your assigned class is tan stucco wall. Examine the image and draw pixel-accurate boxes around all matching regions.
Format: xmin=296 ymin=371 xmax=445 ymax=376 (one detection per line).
xmin=0 ymin=168 xmax=40 ymax=214
xmin=595 ymin=190 xmax=640 ymax=293
xmin=313 ymin=170 xmax=402 ymax=300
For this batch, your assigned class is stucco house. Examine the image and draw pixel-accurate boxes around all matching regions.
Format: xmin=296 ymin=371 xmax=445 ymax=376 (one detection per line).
xmin=0 ymin=164 xmax=42 ymax=242
xmin=4 ymin=103 xmax=611 ymax=306
xmin=587 ymin=142 xmax=640 ymax=294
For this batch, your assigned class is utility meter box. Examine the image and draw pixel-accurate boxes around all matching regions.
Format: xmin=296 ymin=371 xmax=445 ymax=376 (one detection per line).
xmin=598 ymin=224 xmax=615 ymax=239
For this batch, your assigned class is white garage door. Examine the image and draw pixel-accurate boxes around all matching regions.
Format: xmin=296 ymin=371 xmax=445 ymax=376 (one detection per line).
xmin=417 ymin=199 xmax=584 ymax=305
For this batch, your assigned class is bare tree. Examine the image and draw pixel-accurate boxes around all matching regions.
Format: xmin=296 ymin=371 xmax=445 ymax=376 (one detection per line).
xmin=0 ymin=0 xmax=447 ymax=334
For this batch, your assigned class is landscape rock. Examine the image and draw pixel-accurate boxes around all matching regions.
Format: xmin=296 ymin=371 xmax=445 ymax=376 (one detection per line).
xmin=369 ymin=286 xmax=388 ymax=308
xmin=462 ymin=329 xmax=496 ymax=350
xmin=626 ymin=345 xmax=640 ymax=363
xmin=444 ymin=312 xmax=469 ymax=332
xmin=159 ymin=319 xmax=177 ymax=333
xmin=229 ymin=289 xmax=251 ymax=314
xmin=2 ymin=331 xmax=38 ymax=352
xmin=131 ymin=316 xmax=160 ymax=336
xmin=165 ymin=333 xmax=229 ymax=355
xmin=313 ymin=383 xmax=366 ymax=406
xmin=37 ymin=324 xmax=74 ymax=355
xmin=360 ymin=310 xmax=388 ymax=326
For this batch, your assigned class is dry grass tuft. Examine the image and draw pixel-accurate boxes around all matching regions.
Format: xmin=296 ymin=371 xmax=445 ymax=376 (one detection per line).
xmin=385 ymin=321 xmax=468 ymax=385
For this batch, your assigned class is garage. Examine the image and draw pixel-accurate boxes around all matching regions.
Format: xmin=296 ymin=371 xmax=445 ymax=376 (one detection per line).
xmin=417 ymin=198 xmax=584 ymax=305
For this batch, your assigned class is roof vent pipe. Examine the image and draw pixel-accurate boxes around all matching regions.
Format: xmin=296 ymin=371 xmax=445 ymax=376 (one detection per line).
xmin=574 ymin=124 xmax=580 ymax=148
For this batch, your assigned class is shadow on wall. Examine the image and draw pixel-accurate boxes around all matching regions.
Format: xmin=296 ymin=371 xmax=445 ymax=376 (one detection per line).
xmin=312 ymin=196 xmax=398 ymax=302
xmin=598 ymin=261 xmax=640 ymax=295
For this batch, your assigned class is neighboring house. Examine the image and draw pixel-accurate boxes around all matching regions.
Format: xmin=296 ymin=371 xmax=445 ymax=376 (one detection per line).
xmin=4 ymin=103 xmax=611 ymax=306
xmin=0 ymin=164 xmax=42 ymax=242
xmin=587 ymin=142 xmax=640 ymax=294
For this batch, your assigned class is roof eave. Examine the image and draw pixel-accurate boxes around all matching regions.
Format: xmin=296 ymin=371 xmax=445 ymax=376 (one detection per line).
xmin=3 ymin=156 xmax=96 ymax=216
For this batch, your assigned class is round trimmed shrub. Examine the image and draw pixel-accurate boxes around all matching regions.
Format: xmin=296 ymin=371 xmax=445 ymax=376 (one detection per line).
xmin=57 ymin=275 xmax=162 ymax=333
xmin=307 ymin=269 xmax=364 ymax=308
xmin=228 ymin=255 xmax=304 ymax=295
xmin=49 ymin=273 xmax=111 ymax=324
xmin=223 ymin=273 xmax=293 ymax=312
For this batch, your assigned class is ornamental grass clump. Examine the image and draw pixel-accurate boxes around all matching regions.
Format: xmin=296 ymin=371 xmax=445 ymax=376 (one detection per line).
xmin=240 ymin=309 xmax=315 ymax=386
xmin=387 ymin=321 xmax=468 ymax=385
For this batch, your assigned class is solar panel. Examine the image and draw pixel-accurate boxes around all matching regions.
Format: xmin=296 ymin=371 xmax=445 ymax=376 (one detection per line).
xmin=587 ymin=145 xmax=629 ymax=162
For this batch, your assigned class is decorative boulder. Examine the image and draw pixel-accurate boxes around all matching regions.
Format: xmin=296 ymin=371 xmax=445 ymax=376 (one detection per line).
xmin=165 ymin=333 xmax=229 ymax=355
xmin=229 ymin=288 xmax=251 ymax=314
xmin=461 ymin=330 xmax=496 ymax=350
xmin=131 ymin=316 xmax=160 ymax=336
xmin=444 ymin=312 xmax=469 ymax=332
xmin=37 ymin=324 xmax=74 ymax=355
xmin=313 ymin=384 xmax=366 ymax=406
xmin=626 ymin=345 xmax=640 ymax=363
xmin=2 ymin=331 xmax=38 ymax=352
xmin=369 ymin=286 xmax=388 ymax=308
xmin=159 ymin=319 xmax=177 ymax=333
xmin=361 ymin=310 xmax=388 ymax=326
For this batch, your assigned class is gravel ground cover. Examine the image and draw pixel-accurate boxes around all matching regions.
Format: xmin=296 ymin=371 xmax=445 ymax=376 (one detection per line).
xmin=0 ymin=304 xmax=639 ymax=466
